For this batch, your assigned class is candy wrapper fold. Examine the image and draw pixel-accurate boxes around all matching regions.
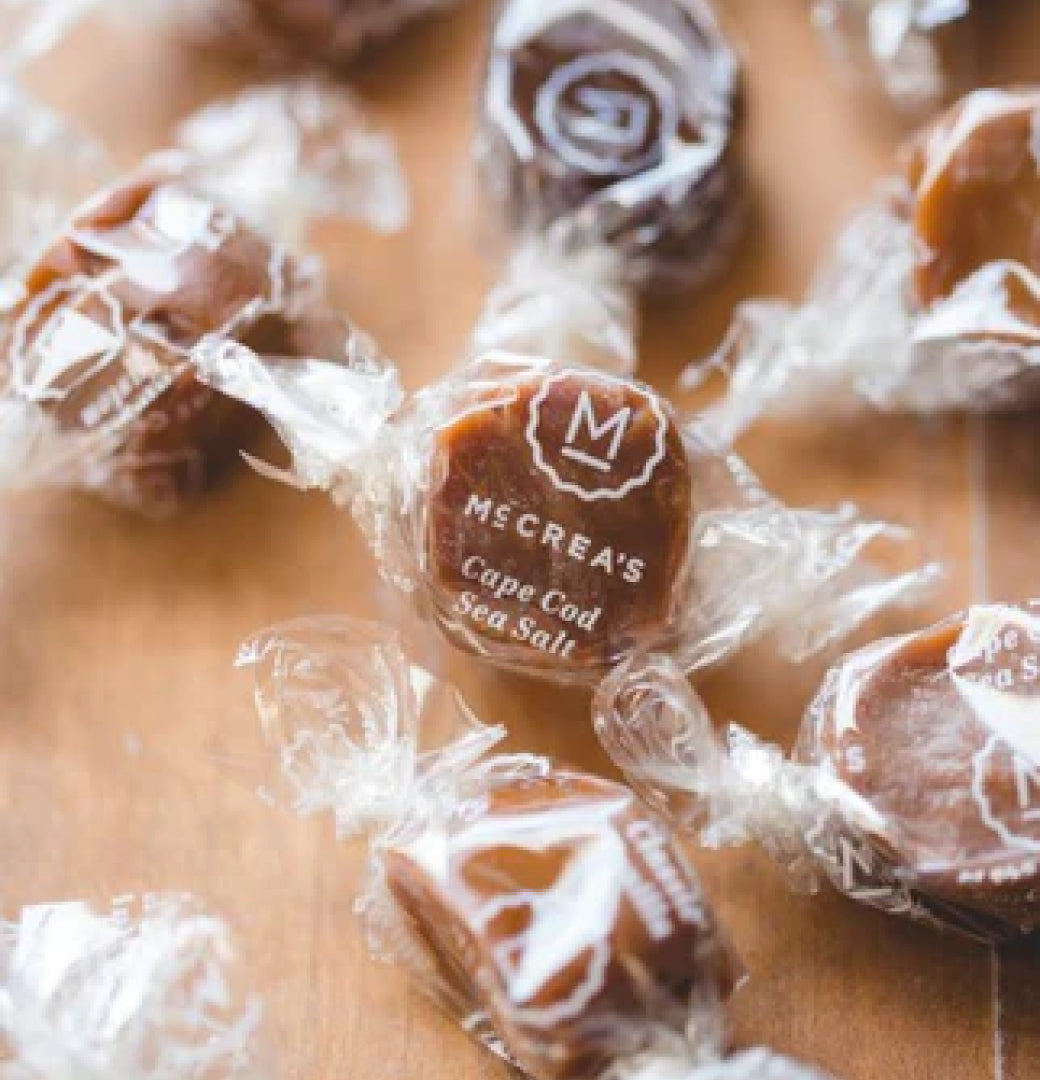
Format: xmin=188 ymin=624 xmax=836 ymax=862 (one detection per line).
xmin=0 ymin=0 xmax=461 ymax=71
xmin=596 ymin=603 xmax=1040 ymax=941
xmin=0 ymin=0 xmax=98 ymax=74
xmin=812 ymin=0 xmax=976 ymax=118
xmin=235 ymin=614 xmax=503 ymax=836
xmin=470 ymin=234 xmax=638 ymax=375
xmin=169 ymin=79 xmax=410 ymax=244
xmin=604 ymin=1046 xmax=839 ymax=1080
xmin=0 ymin=893 xmax=266 ymax=1080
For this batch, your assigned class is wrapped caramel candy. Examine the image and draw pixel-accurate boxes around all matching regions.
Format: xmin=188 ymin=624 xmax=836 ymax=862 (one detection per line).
xmin=595 ymin=602 xmax=1040 ymax=941
xmin=471 ymin=0 xmax=743 ymax=373
xmin=195 ymin=341 xmax=936 ymax=683
xmin=237 ymin=615 xmax=840 ymax=1080
xmin=0 ymin=80 xmax=406 ymax=515
xmin=812 ymin=0 xmax=979 ymax=118
xmin=478 ymin=0 xmax=743 ymax=289
xmin=0 ymin=894 xmax=268 ymax=1079
xmin=691 ymin=88 xmax=1040 ymax=442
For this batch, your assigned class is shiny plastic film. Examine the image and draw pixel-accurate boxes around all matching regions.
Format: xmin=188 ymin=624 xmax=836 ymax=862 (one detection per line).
xmin=170 ymin=79 xmax=410 ymax=242
xmin=193 ymin=341 xmax=939 ymax=684
xmin=0 ymin=893 xmax=267 ymax=1080
xmin=812 ymin=0 xmax=977 ymax=117
xmin=604 ymin=1047 xmax=839 ymax=1080
xmin=470 ymin=235 xmax=639 ymax=375
xmin=160 ymin=0 xmax=462 ymax=68
xmin=0 ymin=0 xmax=98 ymax=74
xmin=234 ymin=614 xmax=839 ymax=1080
xmin=0 ymin=0 xmax=461 ymax=69
xmin=0 ymin=81 xmax=405 ymax=516
xmin=690 ymin=88 xmax=1040 ymax=443
xmin=595 ymin=602 xmax=1040 ymax=942
xmin=0 ymin=82 xmax=109 ymax=294
xmin=470 ymin=0 xmax=745 ymax=371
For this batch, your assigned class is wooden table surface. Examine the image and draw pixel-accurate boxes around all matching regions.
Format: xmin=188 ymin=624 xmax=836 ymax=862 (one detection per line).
xmin=4 ymin=2 xmax=1040 ymax=1078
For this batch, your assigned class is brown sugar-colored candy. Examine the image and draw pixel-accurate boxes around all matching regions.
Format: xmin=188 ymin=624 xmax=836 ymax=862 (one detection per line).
xmin=808 ymin=604 xmax=1040 ymax=936
xmin=1 ymin=172 xmax=330 ymax=513
xmin=479 ymin=0 xmax=743 ymax=288
xmin=425 ymin=367 xmax=693 ymax=679
xmin=385 ymin=766 xmax=736 ymax=1080
xmin=903 ymin=88 xmax=1040 ymax=338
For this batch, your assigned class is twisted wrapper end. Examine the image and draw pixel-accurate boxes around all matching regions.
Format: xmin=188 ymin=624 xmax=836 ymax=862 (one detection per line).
xmin=607 ymin=1046 xmax=841 ymax=1080
xmin=171 ymin=79 xmax=410 ymax=248
xmin=0 ymin=894 xmax=267 ymax=1080
xmin=234 ymin=615 xmax=506 ymax=840
xmin=594 ymin=653 xmax=825 ymax=894
xmin=812 ymin=0 xmax=961 ymax=118
xmin=192 ymin=332 xmax=402 ymax=496
xmin=471 ymin=229 xmax=638 ymax=375
xmin=684 ymin=497 xmax=943 ymax=673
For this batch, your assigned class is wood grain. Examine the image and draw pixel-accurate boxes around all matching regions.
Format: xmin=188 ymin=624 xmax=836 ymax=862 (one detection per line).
xmin=2 ymin=3 xmax=1039 ymax=1079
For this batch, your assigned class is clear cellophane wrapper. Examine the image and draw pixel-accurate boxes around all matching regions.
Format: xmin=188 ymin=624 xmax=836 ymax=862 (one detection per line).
xmin=234 ymin=614 xmax=837 ymax=1080
xmin=603 ymin=1048 xmax=839 ymax=1080
xmin=475 ymin=0 xmax=745 ymax=294
xmin=469 ymin=234 xmax=640 ymax=376
xmin=595 ymin=602 xmax=1040 ymax=943
xmin=0 ymin=0 xmax=460 ymax=71
xmin=0 ymin=893 xmax=268 ymax=1079
xmin=0 ymin=78 xmax=406 ymax=515
xmin=194 ymin=341 xmax=939 ymax=685
xmin=0 ymin=0 xmax=100 ymax=74
xmin=468 ymin=0 xmax=746 ymax=374
xmin=689 ymin=87 xmax=1040 ymax=444
xmin=811 ymin=0 xmax=977 ymax=118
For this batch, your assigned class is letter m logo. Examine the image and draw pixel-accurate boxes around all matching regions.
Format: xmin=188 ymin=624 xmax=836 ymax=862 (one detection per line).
xmin=561 ymin=391 xmax=632 ymax=474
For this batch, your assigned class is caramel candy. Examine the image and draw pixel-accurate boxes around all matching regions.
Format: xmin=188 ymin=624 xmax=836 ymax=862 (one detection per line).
xmin=385 ymin=767 xmax=734 ymax=1080
xmin=480 ymin=0 xmax=743 ymax=287
xmin=810 ymin=604 xmax=1040 ymax=935
xmin=1 ymin=172 xmax=326 ymax=513
xmin=904 ymin=88 xmax=1040 ymax=337
xmin=425 ymin=366 xmax=692 ymax=679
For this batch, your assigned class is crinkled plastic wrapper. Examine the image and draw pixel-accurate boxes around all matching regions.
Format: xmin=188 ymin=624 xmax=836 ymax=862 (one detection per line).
xmin=0 ymin=893 xmax=268 ymax=1079
xmin=595 ymin=601 xmax=1040 ymax=942
xmin=190 ymin=0 xmax=462 ymax=68
xmin=0 ymin=0 xmax=101 ymax=74
xmin=0 ymin=0 xmax=460 ymax=71
xmin=194 ymin=340 xmax=938 ymax=685
xmin=0 ymin=80 xmax=407 ymax=516
xmin=690 ymin=88 xmax=1040 ymax=443
xmin=235 ymin=614 xmax=839 ymax=1080
xmin=471 ymin=0 xmax=744 ymax=374
xmin=812 ymin=0 xmax=977 ymax=118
